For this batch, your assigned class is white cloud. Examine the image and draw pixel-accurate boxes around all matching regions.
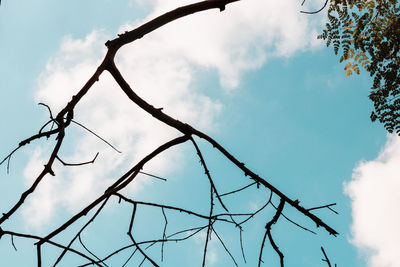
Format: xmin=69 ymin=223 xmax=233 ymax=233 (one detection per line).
xmin=23 ymin=0 xmax=323 ymax=229
xmin=123 ymin=0 xmax=323 ymax=88
xmin=345 ymin=135 xmax=400 ymax=267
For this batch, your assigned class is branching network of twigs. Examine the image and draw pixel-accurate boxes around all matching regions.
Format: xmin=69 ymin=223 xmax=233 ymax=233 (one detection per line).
xmin=0 ymin=0 xmax=338 ymax=266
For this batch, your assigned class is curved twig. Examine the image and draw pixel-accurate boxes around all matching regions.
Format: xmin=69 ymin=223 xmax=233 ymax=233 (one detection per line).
xmin=56 ymin=152 xmax=99 ymax=167
xmin=259 ymin=198 xmax=285 ymax=267
xmin=300 ymin=0 xmax=328 ymax=14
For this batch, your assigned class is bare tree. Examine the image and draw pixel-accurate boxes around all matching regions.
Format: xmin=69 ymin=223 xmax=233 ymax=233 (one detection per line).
xmin=0 ymin=1 xmax=338 ymax=266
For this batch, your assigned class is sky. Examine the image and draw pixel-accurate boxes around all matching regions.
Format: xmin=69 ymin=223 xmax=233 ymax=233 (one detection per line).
xmin=0 ymin=0 xmax=399 ymax=266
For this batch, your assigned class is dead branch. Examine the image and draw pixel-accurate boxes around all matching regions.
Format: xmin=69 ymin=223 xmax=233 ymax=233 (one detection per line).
xmin=259 ymin=198 xmax=285 ymax=267
xmin=321 ymin=246 xmax=336 ymax=267
xmin=0 ymin=1 xmax=339 ymax=266
xmin=56 ymin=152 xmax=99 ymax=166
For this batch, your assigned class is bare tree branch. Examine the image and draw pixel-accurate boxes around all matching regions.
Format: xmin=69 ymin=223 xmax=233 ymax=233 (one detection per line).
xmin=259 ymin=198 xmax=285 ymax=267
xmin=39 ymin=135 xmax=190 ymax=251
xmin=71 ymin=120 xmax=121 ymax=153
xmin=308 ymin=203 xmax=338 ymax=214
xmin=53 ymin=197 xmax=110 ymax=266
xmin=202 ymin=185 xmax=214 ymax=267
xmin=0 ymin=228 xmax=100 ymax=266
xmin=0 ymin=1 xmax=339 ymax=266
xmin=56 ymin=152 xmax=99 ymax=167
xmin=321 ymin=246 xmax=336 ymax=267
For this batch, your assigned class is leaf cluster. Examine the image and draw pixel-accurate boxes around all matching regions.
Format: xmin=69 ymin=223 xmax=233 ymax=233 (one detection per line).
xmin=319 ymin=0 xmax=400 ymax=133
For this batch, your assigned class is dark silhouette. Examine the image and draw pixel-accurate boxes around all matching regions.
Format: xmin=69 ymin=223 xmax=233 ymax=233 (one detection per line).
xmin=0 ymin=1 xmax=338 ymax=266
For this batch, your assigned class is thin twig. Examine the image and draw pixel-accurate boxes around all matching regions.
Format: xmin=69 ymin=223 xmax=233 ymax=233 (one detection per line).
xmin=38 ymin=102 xmax=54 ymax=119
xmin=190 ymin=137 xmax=229 ymax=212
xmin=321 ymin=246 xmax=333 ymax=267
xmin=300 ymin=0 xmax=328 ymax=14
xmin=40 ymin=135 xmax=190 ymax=245
xmin=138 ymin=257 xmax=146 ymax=267
xmin=78 ymin=234 xmax=107 ymax=267
xmin=132 ymin=235 xmax=159 ymax=266
xmin=161 ymin=207 xmax=168 ymax=261
xmin=6 ymin=154 xmax=11 ymax=174
xmin=0 ymin=127 xmax=59 ymax=167
xmin=271 ymin=202 xmax=316 ymax=235
xmin=239 ymin=226 xmax=247 ymax=263
xmin=126 ymin=201 xmax=159 ymax=267
xmin=212 ymin=227 xmax=238 ymax=266
xmin=239 ymin=190 xmax=273 ymax=226
xmin=0 ymin=124 xmax=66 ymax=225
xmin=202 ymin=185 xmax=214 ymax=267
xmin=38 ymin=119 xmax=56 ymax=135
xmin=220 ymin=182 xmax=257 ymax=197
xmin=71 ymin=120 xmax=122 ymax=153
xmin=1 ymin=230 xmax=100 ymax=266
xmin=11 ymin=234 xmax=17 ymax=251
xmin=259 ymin=198 xmax=285 ymax=267
xmin=139 ymin=171 xmax=167 ymax=181
xmin=115 ymin=193 xmax=233 ymax=224
xmin=122 ymin=248 xmax=138 ymax=267
xmin=307 ymin=203 xmax=338 ymax=214
xmin=107 ymin=43 xmax=338 ymax=235
xmin=80 ymin=225 xmax=208 ymax=267
xmin=56 ymin=152 xmax=99 ymax=167
xmin=53 ymin=197 xmax=109 ymax=266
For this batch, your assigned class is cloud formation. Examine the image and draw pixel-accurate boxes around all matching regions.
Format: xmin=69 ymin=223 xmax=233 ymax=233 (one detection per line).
xmin=130 ymin=0 xmax=322 ymax=88
xmin=23 ymin=0 xmax=323 ymax=229
xmin=345 ymin=135 xmax=400 ymax=267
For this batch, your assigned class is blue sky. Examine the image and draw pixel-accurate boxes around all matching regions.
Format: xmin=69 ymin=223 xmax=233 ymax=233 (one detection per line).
xmin=1 ymin=0 xmax=399 ymax=266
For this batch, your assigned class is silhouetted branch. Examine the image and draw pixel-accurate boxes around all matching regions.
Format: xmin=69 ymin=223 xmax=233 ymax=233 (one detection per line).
xmin=40 ymin=135 xmax=190 ymax=247
xmin=300 ymin=0 xmax=328 ymax=14
xmin=212 ymin=227 xmax=238 ymax=266
xmin=79 ymin=225 xmax=209 ymax=267
xmin=271 ymin=202 xmax=316 ymax=235
xmin=132 ymin=234 xmax=159 ymax=266
xmin=37 ymin=243 xmax=41 ymax=267
xmin=308 ymin=203 xmax=338 ymax=214
xmin=321 ymin=246 xmax=336 ymax=267
xmin=106 ymin=13 xmax=337 ymax=235
xmin=71 ymin=120 xmax=121 ymax=153
xmin=114 ymin=193 xmax=234 ymax=224
xmin=0 ymin=123 xmax=66 ymax=225
xmin=56 ymin=152 xmax=99 ymax=166
xmin=38 ymin=102 xmax=54 ymax=119
xmin=0 ymin=127 xmax=59 ymax=167
xmin=0 ymin=228 xmax=100 ymax=266
xmin=38 ymin=119 xmax=56 ymax=135
xmin=124 ymin=194 xmax=159 ymax=266
xmin=191 ymin=137 xmax=229 ymax=212
xmin=0 ymin=1 xmax=339 ymax=265
xmin=6 ymin=154 xmax=11 ymax=174
xmin=202 ymin=185 xmax=214 ymax=267
xmin=161 ymin=207 xmax=167 ymax=261
xmin=239 ymin=226 xmax=247 ymax=263
xmin=78 ymin=234 xmax=107 ymax=267
xmin=98 ymin=225 xmax=208 ymax=267
xmin=239 ymin=190 xmax=273 ymax=225
xmin=259 ymin=198 xmax=285 ymax=267
xmin=122 ymin=247 xmax=138 ymax=267
xmin=139 ymin=171 xmax=167 ymax=181
xmin=220 ymin=182 xmax=257 ymax=197
xmin=53 ymin=197 xmax=110 ymax=266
